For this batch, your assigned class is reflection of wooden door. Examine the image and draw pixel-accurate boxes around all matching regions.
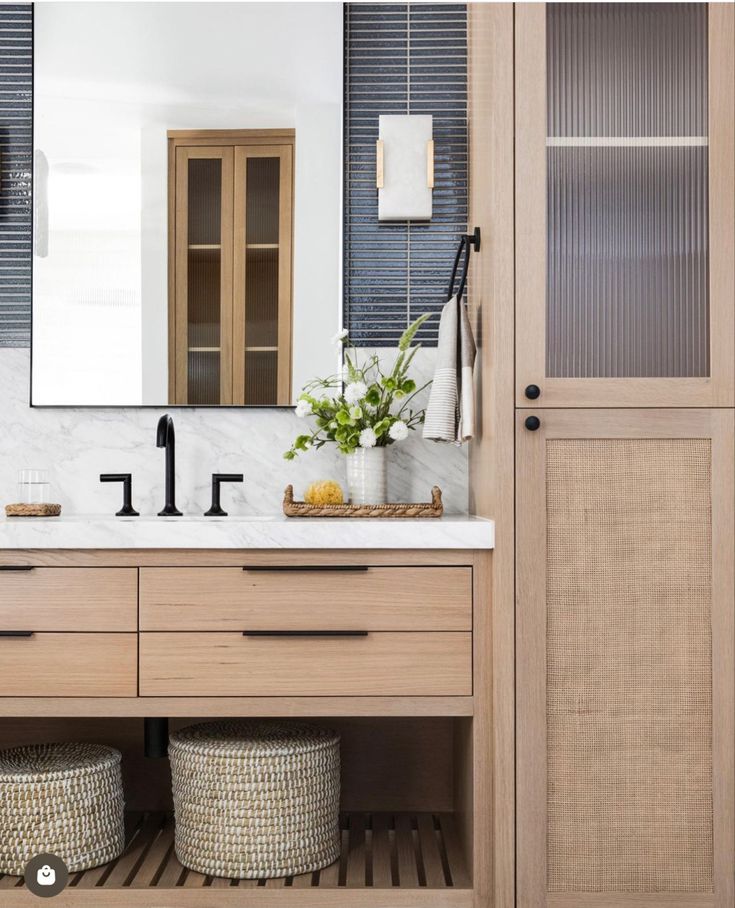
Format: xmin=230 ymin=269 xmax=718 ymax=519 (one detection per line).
xmin=516 ymin=408 xmax=734 ymax=907
xmin=172 ymin=146 xmax=234 ymax=405
xmin=169 ymin=130 xmax=294 ymax=405
xmin=515 ymin=3 xmax=734 ymax=408
xmin=233 ymin=145 xmax=293 ymax=405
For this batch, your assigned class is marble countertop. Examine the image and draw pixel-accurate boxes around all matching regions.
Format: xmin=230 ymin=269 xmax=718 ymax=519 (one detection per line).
xmin=0 ymin=514 xmax=494 ymax=550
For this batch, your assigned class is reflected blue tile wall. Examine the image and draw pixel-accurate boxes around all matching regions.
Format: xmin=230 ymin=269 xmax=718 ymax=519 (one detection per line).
xmin=0 ymin=3 xmax=32 ymax=347
xmin=344 ymin=3 xmax=468 ymax=346
xmin=0 ymin=4 xmax=467 ymax=349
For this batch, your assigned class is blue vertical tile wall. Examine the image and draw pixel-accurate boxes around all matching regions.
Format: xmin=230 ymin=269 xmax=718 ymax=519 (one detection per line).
xmin=0 ymin=3 xmax=31 ymax=347
xmin=344 ymin=3 xmax=468 ymax=346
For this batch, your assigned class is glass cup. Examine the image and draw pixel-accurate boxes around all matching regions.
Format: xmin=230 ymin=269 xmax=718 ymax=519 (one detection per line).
xmin=17 ymin=469 xmax=50 ymax=505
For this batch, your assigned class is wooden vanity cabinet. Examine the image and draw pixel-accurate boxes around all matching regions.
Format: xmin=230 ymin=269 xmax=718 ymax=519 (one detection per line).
xmin=168 ymin=130 xmax=294 ymax=406
xmin=0 ymin=549 xmax=492 ymax=908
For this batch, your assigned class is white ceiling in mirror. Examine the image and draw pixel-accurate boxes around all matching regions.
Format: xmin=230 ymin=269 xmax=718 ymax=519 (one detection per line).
xmin=32 ymin=2 xmax=342 ymax=406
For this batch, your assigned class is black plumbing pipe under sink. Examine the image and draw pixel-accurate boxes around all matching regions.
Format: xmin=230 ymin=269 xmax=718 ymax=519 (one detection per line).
xmin=144 ymin=718 xmax=169 ymax=759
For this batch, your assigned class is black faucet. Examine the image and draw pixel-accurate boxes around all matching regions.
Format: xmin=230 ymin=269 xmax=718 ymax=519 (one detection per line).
xmin=156 ymin=414 xmax=182 ymax=516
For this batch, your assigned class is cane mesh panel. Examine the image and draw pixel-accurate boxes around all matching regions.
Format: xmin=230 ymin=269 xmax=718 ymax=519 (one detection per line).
xmin=546 ymin=438 xmax=713 ymax=891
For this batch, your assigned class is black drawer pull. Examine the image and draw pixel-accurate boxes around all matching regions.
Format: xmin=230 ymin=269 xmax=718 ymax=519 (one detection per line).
xmin=243 ymin=566 xmax=369 ymax=573
xmin=0 ymin=566 xmax=34 ymax=572
xmin=0 ymin=631 xmax=34 ymax=637
xmin=243 ymin=630 xmax=369 ymax=638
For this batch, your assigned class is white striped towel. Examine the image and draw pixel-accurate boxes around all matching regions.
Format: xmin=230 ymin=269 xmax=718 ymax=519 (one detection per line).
xmin=423 ymin=295 xmax=476 ymax=444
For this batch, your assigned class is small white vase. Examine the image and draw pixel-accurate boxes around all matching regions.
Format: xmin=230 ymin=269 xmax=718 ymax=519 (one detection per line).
xmin=345 ymin=447 xmax=387 ymax=505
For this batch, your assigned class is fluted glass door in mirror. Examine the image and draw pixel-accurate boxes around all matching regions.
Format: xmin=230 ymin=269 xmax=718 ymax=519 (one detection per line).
xmin=516 ymin=2 xmax=734 ymax=407
xmin=31 ymin=2 xmax=342 ymax=407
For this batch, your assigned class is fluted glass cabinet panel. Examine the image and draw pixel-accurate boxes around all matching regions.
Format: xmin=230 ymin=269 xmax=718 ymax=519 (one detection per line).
xmin=516 ymin=3 xmax=734 ymax=406
xmin=547 ymin=4 xmax=708 ymax=137
xmin=516 ymin=409 xmax=734 ymax=907
xmin=547 ymin=145 xmax=709 ymax=378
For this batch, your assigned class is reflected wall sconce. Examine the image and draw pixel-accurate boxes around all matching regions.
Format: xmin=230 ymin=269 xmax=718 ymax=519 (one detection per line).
xmin=376 ymin=114 xmax=433 ymax=221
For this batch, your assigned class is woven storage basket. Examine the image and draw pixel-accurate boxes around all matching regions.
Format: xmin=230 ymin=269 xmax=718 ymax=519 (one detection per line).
xmin=0 ymin=742 xmax=125 ymax=876
xmin=169 ymin=720 xmax=341 ymax=879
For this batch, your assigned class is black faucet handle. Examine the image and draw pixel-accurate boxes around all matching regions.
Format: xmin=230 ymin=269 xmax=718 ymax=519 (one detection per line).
xmin=205 ymin=473 xmax=244 ymax=517
xmin=100 ymin=473 xmax=139 ymax=517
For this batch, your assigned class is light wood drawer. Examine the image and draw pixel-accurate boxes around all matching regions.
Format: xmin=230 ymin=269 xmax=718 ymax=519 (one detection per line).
xmin=0 ymin=633 xmax=137 ymax=696
xmin=139 ymin=632 xmax=472 ymax=697
xmin=140 ymin=566 xmax=472 ymax=631
xmin=0 ymin=567 xmax=137 ymax=631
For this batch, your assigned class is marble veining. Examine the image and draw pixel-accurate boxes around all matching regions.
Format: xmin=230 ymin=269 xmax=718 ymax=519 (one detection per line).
xmin=0 ymin=349 xmax=469 ymax=518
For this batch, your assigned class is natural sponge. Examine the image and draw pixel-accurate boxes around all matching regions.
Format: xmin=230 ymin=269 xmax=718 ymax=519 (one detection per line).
xmin=304 ymin=480 xmax=344 ymax=506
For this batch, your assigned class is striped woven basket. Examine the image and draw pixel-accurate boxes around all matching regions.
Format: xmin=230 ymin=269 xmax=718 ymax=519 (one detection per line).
xmin=0 ymin=742 xmax=125 ymax=876
xmin=169 ymin=720 xmax=341 ymax=879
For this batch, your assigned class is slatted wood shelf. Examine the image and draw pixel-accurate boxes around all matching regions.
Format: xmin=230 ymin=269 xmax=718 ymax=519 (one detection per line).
xmin=0 ymin=811 xmax=471 ymax=907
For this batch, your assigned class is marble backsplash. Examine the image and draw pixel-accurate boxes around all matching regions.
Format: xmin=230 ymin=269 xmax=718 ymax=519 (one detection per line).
xmin=0 ymin=349 xmax=468 ymax=517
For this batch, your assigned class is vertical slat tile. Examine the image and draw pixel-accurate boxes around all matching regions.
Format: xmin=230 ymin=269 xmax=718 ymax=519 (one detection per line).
xmin=0 ymin=2 xmax=31 ymax=347
xmin=344 ymin=3 xmax=468 ymax=346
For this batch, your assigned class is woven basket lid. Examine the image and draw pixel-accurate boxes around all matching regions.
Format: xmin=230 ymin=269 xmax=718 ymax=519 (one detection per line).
xmin=0 ymin=742 xmax=121 ymax=781
xmin=170 ymin=721 xmax=340 ymax=757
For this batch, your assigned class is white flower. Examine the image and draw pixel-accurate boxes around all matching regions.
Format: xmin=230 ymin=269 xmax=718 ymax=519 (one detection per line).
xmin=344 ymin=381 xmax=367 ymax=405
xmin=295 ymin=398 xmax=312 ymax=418
xmin=359 ymin=427 xmax=377 ymax=448
xmin=332 ymin=329 xmax=349 ymax=345
xmin=389 ymin=420 xmax=409 ymax=441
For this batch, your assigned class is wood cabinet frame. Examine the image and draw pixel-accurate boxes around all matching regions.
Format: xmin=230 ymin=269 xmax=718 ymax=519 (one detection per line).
xmin=233 ymin=143 xmax=293 ymax=404
xmin=168 ymin=130 xmax=295 ymax=405
xmin=516 ymin=408 xmax=735 ymax=908
xmin=515 ymin=3 xmax=735 ymax=408
xmin=172 ymin=145 xmax=234 ymax=404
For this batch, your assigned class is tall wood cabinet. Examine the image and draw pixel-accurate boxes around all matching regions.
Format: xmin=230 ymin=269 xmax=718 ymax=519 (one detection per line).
xmin=168 ymin=130 xmax=294 ymax=406
xmin=517 ymin=408 xmax=734 ymax=906
xmin=512 ymin=4 xmax=735 ymax=907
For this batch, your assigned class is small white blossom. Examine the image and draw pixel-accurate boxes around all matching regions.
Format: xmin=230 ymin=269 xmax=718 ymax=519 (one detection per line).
xmin=389 ymin=420 xmax=409 ymax=441
xmin=344 ymin=381 xmax=368 ymax=405
xmin=295 ymin=398 xmax=312 ymax=418
xmin=359 ymin=427 xmax=377 ymax=448
xmin=332 ymin=329 xmax=349 ymax=345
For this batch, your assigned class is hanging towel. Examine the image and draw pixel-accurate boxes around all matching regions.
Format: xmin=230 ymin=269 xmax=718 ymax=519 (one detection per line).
xmin=423 ymin=295 xmax=476 ymax=444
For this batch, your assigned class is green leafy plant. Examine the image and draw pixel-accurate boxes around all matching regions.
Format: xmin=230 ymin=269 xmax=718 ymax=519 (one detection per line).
xmin=284 ymin=314 xmax=432 ymax=459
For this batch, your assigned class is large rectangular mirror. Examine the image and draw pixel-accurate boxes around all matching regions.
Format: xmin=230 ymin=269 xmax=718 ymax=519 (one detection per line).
xmin=31 ymin=2 xmax=342 ymax=406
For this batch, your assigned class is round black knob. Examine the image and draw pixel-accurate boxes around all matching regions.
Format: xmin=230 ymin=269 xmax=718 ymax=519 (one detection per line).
xmin=525 ymin=415 xmax=541 ymax=431
xmin=524 ymin=384 xmax=541 ymax=400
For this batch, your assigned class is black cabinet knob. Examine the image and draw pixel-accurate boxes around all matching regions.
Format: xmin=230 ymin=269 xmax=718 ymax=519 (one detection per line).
xmin=205 ymin=473 xmax=244 ymax=517
xmin=524 ymin=384 xmax=541 ymax=400
xmin=100 ymin=473 xmax=139 ymax=516
xmin=524 ymin=416 xmax=541 ymax=431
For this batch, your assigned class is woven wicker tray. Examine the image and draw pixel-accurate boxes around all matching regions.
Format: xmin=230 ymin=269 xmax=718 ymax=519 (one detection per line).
xmin=283 ymin=485 xmax=443 ymax=518
xmin=5 ymin=503 xmax=62 ymax=518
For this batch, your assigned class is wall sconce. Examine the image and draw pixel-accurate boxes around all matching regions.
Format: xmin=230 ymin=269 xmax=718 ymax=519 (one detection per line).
xmin=376 ymin=114 xmax=433 ymax=221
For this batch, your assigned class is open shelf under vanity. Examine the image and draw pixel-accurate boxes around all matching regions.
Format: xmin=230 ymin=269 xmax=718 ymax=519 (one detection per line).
xmin=0 ymin=713 xmax=478 ymax=907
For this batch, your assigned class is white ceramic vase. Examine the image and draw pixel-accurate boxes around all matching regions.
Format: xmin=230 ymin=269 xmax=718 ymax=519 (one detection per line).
xmin=345 ymin=447 xmax=387 ymax=505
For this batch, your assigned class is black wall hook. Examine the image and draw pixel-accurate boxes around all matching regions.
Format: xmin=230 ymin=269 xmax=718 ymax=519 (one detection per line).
xmin=447 ymin=227 xmax=481 ymax=302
